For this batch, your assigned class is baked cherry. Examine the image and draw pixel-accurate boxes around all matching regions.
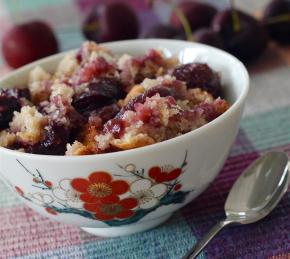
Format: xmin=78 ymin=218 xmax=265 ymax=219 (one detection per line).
xmin=116 ymin=86 xmax=173 ymax=119
xmin=29 ymin=123 xmax=70 ymax=155
xmin=0 ymin=88 xmax=30 ymax=129
xmin=1 ymin=21 xmax=58 ymax=68
xmin=82 ymin=2 xmax=139 ymax=42
xmin=0 ymin=94 xmax=19 ymax=129
xmin=173 ymin=63 xmax=221 ymax=97
xmin=123 ymin=86 xmax=172 ymax=114
xmin=88 ymin=103 xmax=120 ymax=122
xmin=72 ymin=77 xmax=124 ymax=114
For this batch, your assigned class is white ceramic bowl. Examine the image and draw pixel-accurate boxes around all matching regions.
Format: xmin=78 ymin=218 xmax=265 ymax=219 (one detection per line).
xmin=0 ymin=40 xmax=249 ymax=237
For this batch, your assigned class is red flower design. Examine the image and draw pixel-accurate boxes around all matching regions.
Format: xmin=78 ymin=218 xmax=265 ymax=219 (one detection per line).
xmin=45 ymin=207 xmax=58 ymax=215
xmin=33 ymin=178 xmax=40 ymax=183
xmin=44 ymin=181 xmax=53 ymax=188
xmin=149 ymin=167 xmax=181 ymax=183
xmin=84 ymin=197 xmax=138 ymax=221
xmin=174 ymin=184 xmax=182 ymax=191
xmin=71 ymin=172 xmax=129 ymax=204
xmin=15 ymin=186 xmax=24 ymax=196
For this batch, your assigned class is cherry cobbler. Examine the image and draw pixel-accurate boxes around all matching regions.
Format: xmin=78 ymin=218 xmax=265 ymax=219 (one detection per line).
xmin=0 ymin=41 xmax=229 ymax=156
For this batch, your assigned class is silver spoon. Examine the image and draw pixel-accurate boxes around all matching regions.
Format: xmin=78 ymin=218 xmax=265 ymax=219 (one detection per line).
xmin=184 ymin=151 xmax=289 ymax=259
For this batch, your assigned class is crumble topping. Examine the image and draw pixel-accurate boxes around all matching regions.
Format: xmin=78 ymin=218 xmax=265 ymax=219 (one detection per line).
xmin=55 ymin=52 xmax=79 ymax=79
xmin=0 ymin=41 xmax=229 ymax=156
xmin=10 ymin=106 xmax=48 ymax=144
xmin=50 ymin=83 xmax=74 ymax=103
xmin=28 ymin=66 xmax=52 ymax=103
xmin=0 ymin=130 xmax=16 ymax=147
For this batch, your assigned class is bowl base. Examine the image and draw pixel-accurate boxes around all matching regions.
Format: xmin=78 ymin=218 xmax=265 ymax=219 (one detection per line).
xmin=81 ymin=213 xmax=172 ymax=237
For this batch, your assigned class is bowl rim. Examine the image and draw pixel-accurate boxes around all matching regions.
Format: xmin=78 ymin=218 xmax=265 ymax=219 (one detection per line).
xmin=0 ymin=39 xmax=250 ymax=161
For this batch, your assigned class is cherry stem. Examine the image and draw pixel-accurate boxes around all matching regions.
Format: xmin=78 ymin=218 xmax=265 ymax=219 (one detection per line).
xmin=83 ymin=22 xmax=99 ymax=32
xmin=174 ymin=6 xmax=193 ymax=41
xmin=147 ymin=0 xmax=193 ymax=41
xmin=230 ymin=0 xmax=241 ymax=32
xmin=266 ymin=14 xmax=290 ymax=24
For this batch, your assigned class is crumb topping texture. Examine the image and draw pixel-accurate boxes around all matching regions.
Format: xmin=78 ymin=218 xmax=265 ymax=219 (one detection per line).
xmin=0 ymin=41 xmax=229 ymax=156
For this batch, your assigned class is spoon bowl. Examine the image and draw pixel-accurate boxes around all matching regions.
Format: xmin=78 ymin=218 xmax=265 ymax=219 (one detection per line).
xmin=184 ymin=152 xmax=289 ymax=259
xmin=225 ymin=151 xmax=289 ymax=224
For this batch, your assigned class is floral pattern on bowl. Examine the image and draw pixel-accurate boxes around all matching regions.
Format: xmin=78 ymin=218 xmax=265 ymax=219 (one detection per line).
xmin=13 ymin=151 xmax=192 ymax=226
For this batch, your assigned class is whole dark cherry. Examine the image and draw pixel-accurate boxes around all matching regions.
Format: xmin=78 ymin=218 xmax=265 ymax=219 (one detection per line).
xmin=1 ymin=21 xmax=58 ymax=68
xmin=116 ymin=86 xmax=173 ymax=119
xmin=193 ymin=28 xmax=225 ymax=49
xmin=172 ymin=63 xmax=221 ymax=97
xmin=72 ymin=77 xmax=124 ymax=114
xmin=28 ymin=123 xmax=70 ymax=155
xmin=82 ymin=2 xmax=139 ymax=42
xmin=170 ymin=1 xmax=217 ymax=32
xmin=212 ymin=9 xmax=268 ymax=63
xmin=87 ymin=103 xmax=120 ymax=122
xmin=142 ymin=24 xmax=185 ymax=40
xmin=262 ymin=0 xmax=290 ymax=43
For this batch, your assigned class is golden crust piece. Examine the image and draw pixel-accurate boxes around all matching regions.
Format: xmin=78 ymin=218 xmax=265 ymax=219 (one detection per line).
xmin=0 ymin=131 xmax=16 ymax=147
xmin=66 ymin=141 xmax=95 ymax=156
xmin=187 ymin=88 xmax=214 ymax=106
xmin=111 ymin=133 xmax=155 ymax=150
xmin=82 ymin=125 xmax=98 ymax=147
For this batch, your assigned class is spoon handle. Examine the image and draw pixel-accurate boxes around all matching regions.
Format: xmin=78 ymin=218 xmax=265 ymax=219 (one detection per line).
xmin=183 ymin=219 xmax=233 ymax=259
